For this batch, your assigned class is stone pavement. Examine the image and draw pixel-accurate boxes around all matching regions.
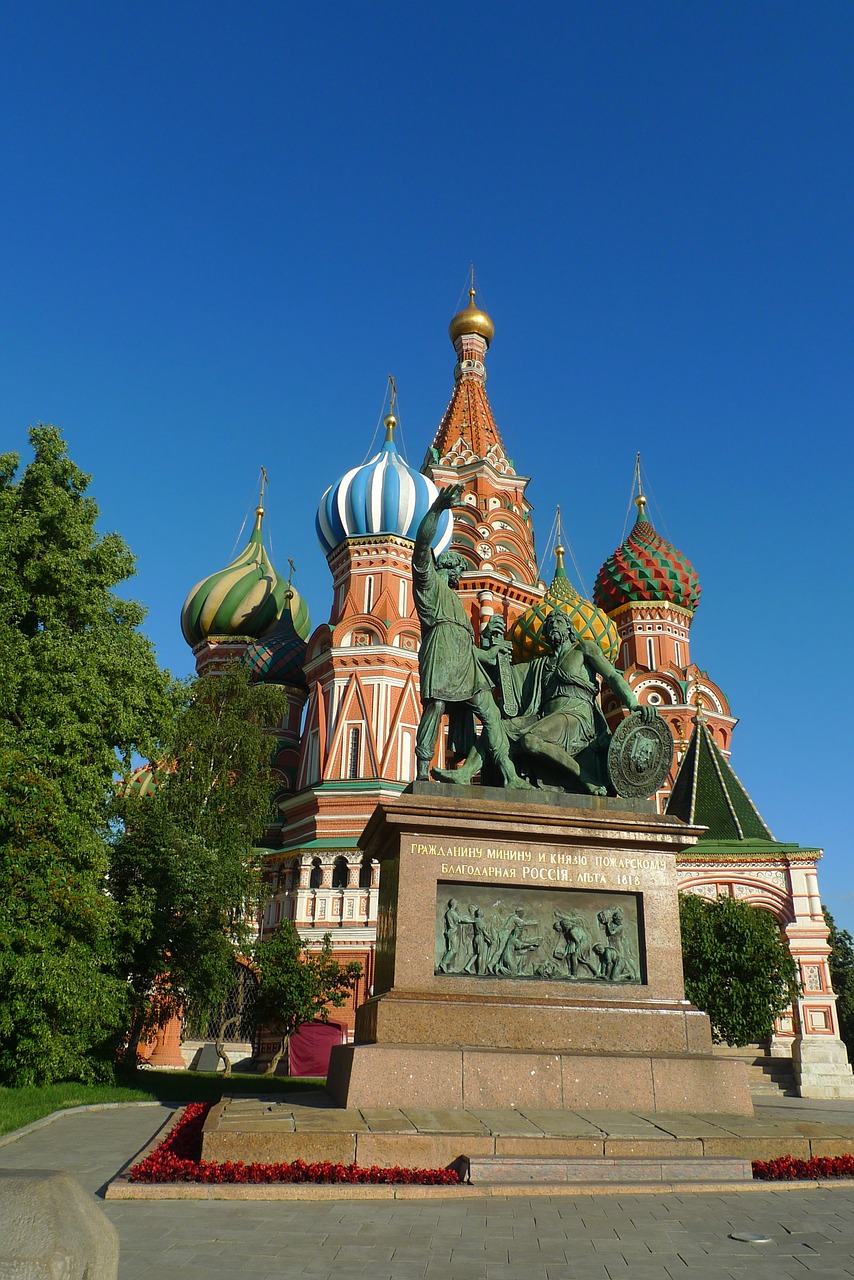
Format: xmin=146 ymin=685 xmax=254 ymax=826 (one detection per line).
xmin=3 ymin=1100 xmax=854 ymax=1279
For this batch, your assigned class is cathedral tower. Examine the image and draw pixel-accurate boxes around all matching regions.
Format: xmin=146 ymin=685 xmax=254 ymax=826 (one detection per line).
xmin=423 ymin=289 xmax=543 ymax=637
xmin=594 ymin=471 xmax=734 ymax=807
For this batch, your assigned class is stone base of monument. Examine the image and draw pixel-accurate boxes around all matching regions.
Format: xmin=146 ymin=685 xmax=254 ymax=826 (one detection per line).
xmin=326 ymin=785 xmax=753 ymax=1117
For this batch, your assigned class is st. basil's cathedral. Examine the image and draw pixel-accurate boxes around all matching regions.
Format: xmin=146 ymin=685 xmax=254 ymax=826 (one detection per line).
xmin=177 ymin=290 xmax=852 ymax=1098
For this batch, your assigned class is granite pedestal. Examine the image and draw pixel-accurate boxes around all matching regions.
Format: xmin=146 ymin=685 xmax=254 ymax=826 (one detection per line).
xmin=327 ymin=785 xmax=753 ymax=1115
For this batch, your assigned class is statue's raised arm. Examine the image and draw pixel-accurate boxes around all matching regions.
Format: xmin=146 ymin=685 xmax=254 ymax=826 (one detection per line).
xmin=413 ymin=481 xmax=464 ymax=573
xmin=411 ymin=484 xmax=528 ymax=789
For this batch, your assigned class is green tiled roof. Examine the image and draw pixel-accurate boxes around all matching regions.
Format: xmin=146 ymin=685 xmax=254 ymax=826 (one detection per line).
xmin=666 ymin=717 xmax=774 ymax=841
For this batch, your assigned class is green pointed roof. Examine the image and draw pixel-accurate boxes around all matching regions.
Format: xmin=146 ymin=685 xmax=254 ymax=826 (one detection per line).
xmin=666 ymin=716 xmax=774 ymax=842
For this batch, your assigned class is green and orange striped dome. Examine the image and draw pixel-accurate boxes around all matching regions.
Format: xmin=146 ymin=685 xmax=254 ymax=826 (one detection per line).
xmin=181 ymin=506 xmax=311 ymax=648
xmin=594 ymin=496 xmax=700 ymax=614
xmin=510 ymin=548 xmax=620 ymax=664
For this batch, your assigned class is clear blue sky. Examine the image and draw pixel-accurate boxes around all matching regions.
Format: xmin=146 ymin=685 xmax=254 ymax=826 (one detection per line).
xmin=2 ymin=3 xmax=853 ymax=929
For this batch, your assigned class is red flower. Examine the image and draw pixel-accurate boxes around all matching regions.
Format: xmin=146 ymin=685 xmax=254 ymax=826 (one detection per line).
xmin=129 ymin=1104 xmax=461 ymax=1186
xmin=752 ymin=1154 xmax=854 ymax=1181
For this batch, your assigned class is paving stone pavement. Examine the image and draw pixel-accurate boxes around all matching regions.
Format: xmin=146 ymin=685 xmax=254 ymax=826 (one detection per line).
xmin=3 ymin=1102 xmax=854 ymax=1280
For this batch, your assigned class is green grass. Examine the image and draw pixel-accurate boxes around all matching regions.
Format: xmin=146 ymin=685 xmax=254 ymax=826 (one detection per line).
xmin=0 ymin=1070 xmax=324 ymax=1137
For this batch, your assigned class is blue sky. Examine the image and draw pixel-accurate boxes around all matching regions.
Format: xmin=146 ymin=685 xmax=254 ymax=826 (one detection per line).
xmin=2 ymin=3 xmax=853 ymax=929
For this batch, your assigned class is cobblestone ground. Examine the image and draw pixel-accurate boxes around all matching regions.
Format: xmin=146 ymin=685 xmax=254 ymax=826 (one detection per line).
xmin=3 ymin=1104 xmax=854 ymax=1280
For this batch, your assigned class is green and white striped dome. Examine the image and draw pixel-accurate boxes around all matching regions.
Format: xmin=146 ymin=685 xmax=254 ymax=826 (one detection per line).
xmin=181 ymin=506 xmax=310 ymax=648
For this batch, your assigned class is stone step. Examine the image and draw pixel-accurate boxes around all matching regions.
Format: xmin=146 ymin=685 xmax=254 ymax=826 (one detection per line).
xmin=746 ymin=1055 xmax=798 ymax=1096
xmin=464 ymin=1155 xmax=753 ymax=1185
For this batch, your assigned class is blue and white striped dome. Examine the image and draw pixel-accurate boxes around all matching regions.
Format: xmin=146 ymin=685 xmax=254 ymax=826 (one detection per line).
xmin=315 ymin=417 xmax=453 ymax=557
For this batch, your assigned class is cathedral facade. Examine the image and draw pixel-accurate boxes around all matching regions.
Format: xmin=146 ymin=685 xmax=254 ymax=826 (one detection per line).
xmin=180 ymin=292 xmax=852 ymax=1098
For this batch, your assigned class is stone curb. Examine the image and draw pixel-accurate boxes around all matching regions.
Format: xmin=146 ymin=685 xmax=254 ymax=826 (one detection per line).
xmin=103 ymin=1103 xmax=854 ymax=1201
xmin=104 ymin=1175 xmax=854 ymax=1200
xmin=0 ymin=1101 xmax=170 ymax=1149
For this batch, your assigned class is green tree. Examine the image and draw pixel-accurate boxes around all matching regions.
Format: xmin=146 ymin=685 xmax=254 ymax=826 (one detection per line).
xmin=0 ymin=427 xmax=173 ymax=1085
xmin=253 ymin=922 xmax=362 ymax=1075
xmin=679 ymin=892 xmax=799 ymax=1046
xmin=0 ymin=426 xmax=172 ymax=825
xmin=0 ymin=749 xmax=129 ymax=1084
xmin=824 ymin=907 xmax=854 ymax=1058
xmin=111 ymin=662 xmax=287 ymax=1064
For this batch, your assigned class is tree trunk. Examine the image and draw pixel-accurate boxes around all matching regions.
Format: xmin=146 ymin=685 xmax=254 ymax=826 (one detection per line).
xmin=215 ymin=1014 xmax=241 ymax=1077
xmin=122 ymin=1006 xmax=148 ymax=1068
xmin=264 ymin=1035 xmax=288 ymax=1076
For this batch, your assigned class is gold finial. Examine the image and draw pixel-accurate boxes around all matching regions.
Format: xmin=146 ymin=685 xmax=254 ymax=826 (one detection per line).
xmin=254 ymin=467 xmax=268 ymax=528
xmin=554 ymin=544 xmax=566 ymax=570
xmin=384 ymin=374 xmax=398 ymax=440
xmin=634 ymin=452 xmax=647 ymax=520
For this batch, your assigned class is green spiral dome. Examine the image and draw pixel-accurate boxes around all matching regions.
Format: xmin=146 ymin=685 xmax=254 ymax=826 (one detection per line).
xmin=181 ymin=507 xmax=311 ymax=648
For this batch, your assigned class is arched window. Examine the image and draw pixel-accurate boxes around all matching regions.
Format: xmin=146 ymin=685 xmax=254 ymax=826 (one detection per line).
xmin=332 ymin=856 xmax=349 ymax=889
xmin=309 ymin=858 xmax=323 ymax=889
xmin=359 ymin=856 xmax=374 ymax=890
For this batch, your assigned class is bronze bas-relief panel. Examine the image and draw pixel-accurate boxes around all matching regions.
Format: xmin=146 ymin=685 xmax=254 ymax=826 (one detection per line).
xmin=434 ymin=883 xmax=645 ymax=985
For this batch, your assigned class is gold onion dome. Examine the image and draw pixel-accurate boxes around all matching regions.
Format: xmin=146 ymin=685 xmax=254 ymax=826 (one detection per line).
xmin=448 ymin=287 xmax=495 ymax=348
xmin=509 ymin=547 xmax=620 ymax=664
xmin=181 ymin=506 xmax=311 ymax=648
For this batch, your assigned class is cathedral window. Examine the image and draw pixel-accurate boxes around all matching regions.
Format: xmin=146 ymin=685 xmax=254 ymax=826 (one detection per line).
xmin=332 ymin=856 xmax=349 ymax=889
xmin=646 ymin=637 xmax=656 ymax=670
xmin=401 ymin=728 xmax=414 ymax=781
xmin=359 ymin=856 xmax=374 ymax=889
xmin=399 ymin=579 xmax=407 ymax=614
xmin=674 ymin=640 xmax=681 ymax=667
xmin=309 ymin=858 xmax=323 ymax=889
xmin=347 ymin=726 xmax=361 ymax=778
xmin=364 ymin=576 xmax=374 ymax=611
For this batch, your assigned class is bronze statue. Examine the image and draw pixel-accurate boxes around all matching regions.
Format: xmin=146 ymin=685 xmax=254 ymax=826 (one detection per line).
xmin=414 ymin=485 xmax=670 ymax=798
xmin=412 ymin=484 xmax=529 ymax=787
xmin=508 ymin=610 xmax=657 ymax=795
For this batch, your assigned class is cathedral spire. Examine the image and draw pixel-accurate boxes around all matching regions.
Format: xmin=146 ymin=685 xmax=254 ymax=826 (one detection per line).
xmin=423 ymin=282 xmax=539 ymax=588
xmin=428 ymin=284 xmax=509 ymax=471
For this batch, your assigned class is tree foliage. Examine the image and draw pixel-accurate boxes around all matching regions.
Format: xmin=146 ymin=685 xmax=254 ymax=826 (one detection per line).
xmin=0 ymin=426 xmax=172 ymax=823
xmin=253 ymin=922 xmax=362 ymax=1075
xmin=0 ymin=427 xmax=173 ymax=1085
xmin=824 ymin=907 xmax=854 ymax=1058
xmin=679 ymin=892 xmax=799 ymax=1047
xmin=111 ymin=662 xmax=287 ymax=1061
xmin=0 ymin=749 xmax=128 ymax=1084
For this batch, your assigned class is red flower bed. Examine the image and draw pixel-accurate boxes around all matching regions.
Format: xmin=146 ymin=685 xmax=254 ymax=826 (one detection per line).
xmin=129 ymin=1103 xmax=460 ymax=1186
xmin=753 ymin=1154 xmax=854 ymax=1181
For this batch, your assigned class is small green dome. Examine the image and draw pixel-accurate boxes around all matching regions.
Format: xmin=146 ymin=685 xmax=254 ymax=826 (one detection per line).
xmin=181 ymin=507 xmax=311 ymax=648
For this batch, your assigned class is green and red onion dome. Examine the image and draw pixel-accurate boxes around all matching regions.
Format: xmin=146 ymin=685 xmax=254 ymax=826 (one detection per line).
xmin=181 ymin=506 xmax=311 ymax=648
xmin=243 ymin=609 xmax=309 ymax=690
xmin=510 ymin=548 xmax=620 ymax=664
xmin=593 ymin=497 xmax=701 ymax=613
